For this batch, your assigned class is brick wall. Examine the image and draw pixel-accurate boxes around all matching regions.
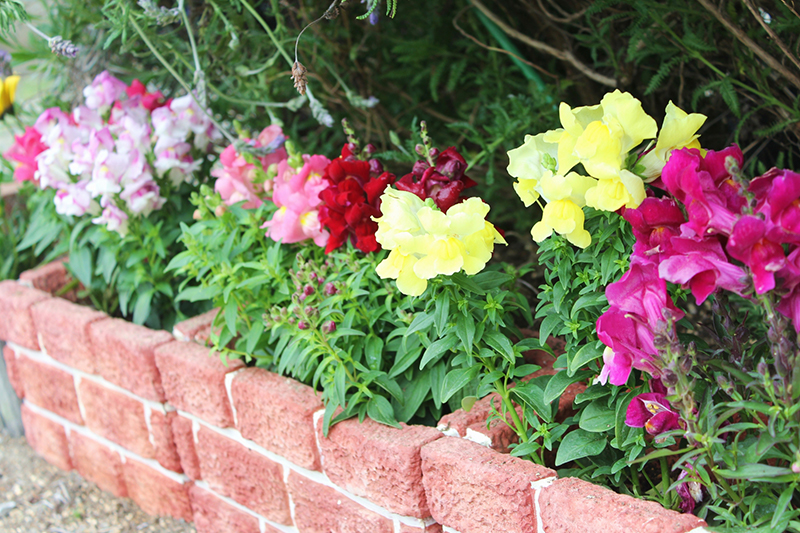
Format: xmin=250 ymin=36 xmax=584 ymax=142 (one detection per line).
xmin=0 ymin=263 xmax=711 ymax=533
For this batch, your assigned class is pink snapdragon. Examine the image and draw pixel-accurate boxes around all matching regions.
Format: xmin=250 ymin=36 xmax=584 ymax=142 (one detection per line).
xmin=727 ymin=215 xmax=786 ymax=294
xmin=3 ymin=127 xmax=47 ymax=183
xmin=54 ymin=181 xmax=96 ymax=217
xmin=83 ymin=71 xmax=128 ymax=110
xmin=212 ymin=125 xmax=288 ymax=209
xmin=93 ymin=198 xmax=129 ymax=235
xmin=661 ymin=146 xmax=744 ymax=237
xmin=262 ymin=155 xmax=330 ymax=247
xmin=750 ymin=168 xmax=800 ymax=244
xmin=626 ymin=379 xmax=682 ymax=437
xmin=623 ymin=197 xmax=685 ymax=264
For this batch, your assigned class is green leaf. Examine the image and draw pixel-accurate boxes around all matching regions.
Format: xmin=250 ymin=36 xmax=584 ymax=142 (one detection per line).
xmin=406 ymin=312 xmax=434 ymax=336
xmin=455 ymin=313 xmax=476 ymax=354
xmin=433 ymin=295 xmax=450 ymax=337
xmin=365 ymin=335 xmax=384 ymax=370
xmin=483 ymin=331 xmax=515 ymax=364
xmin=68 ymin=246 xmax=93 ymax=287
xmin=555 ymin=429 xmax=607 ymax=466
xmin=388 ymin=345 xmax=422 ymax=378
xmin=367 ymin=395 xmax=400 ymax=428
xmin=430 ymin=361 xmax=446 ymax=408
xmin=450 ymin=273 xmax=485 ymax=294
xmin=441 ymin=365 xmax=480 ymax=403
xmin=579 ymin=400 xmax=616 ymax=433
xmin=472 ymin=271 xmax=514 ymax=290
xmin=397 ymin=372 xmax=431 ymax=422
xmin=461 ymin=395 xmax=477 ymax=412
xmin=568 ymin=342 xmax=604 ymax=375
xmin=224 ymin=296 xmax=238 ymax=338
xmin=420 ymin=334 xmax=458 ymax=370
xmin=245 ymin=320 xmax=264 ymax=354
xmin=772 ymin=485 xmax=797 ymax=530
xmin=333 ymin=364 xmax=347 ymax=407
xmin=715 ymin=463 xmax=796 ymax=481
xmin=539 ymin=313 xmax=561 ymax=346
xmin=131 ymin=288 xmax=154 ymax=325
xmin=544 ymin=370 xmax=592 ymax=405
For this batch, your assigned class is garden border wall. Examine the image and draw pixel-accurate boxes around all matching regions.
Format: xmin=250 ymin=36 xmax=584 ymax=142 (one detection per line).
xmin=0 ymin=261 xmax=711 ymax=533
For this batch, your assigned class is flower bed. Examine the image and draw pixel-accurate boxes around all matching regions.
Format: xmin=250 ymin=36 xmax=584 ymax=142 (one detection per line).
xmin=0 ymin=262 xmax=710 ymax=533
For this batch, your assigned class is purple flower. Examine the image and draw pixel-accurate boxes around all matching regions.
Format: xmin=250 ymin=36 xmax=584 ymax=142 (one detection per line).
xmin=675 ymin=467 xmax=704 ymax=514
xmin=658 ymin=237 xmax=748 ymax=304
xmin=626 ymin=380 xmax=682 ymax=437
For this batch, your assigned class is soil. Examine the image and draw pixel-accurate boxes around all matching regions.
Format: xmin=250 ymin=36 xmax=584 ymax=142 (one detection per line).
xmin=0 ymin=433 xmax=195 ymax=533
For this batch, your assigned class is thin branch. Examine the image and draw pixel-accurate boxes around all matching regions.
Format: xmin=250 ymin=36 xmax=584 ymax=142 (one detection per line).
xmin=695 ymin=0 xmax=800 ymax=89
xmin=468 ymin=0 xmax=616 ymax=87
xmin=452 ymin=6 xmax=558 ymax=79
xmin=535 ymin=0 xmax=587 ymax=24
xmin=741 ymin=0 xmax=800 ymax=74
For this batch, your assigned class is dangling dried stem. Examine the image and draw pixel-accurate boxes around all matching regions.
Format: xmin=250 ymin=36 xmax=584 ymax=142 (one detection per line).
xmin=292 ymin=61 xmax=308 ymax=95
xmin=291 ymin=0 xmax=339 ymax=94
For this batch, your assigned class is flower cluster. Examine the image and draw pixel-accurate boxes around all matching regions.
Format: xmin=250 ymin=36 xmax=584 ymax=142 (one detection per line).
xmin=507 ymin=92 xmax=706 ymax=248
xmin=395 ymin=146 xmax=476 ymax=212
xmin=373 ymin=188 xmax=506 ymax=296
xmin=3 ymin=71 xmax=218 ymax=235
xmin=318 ymin=144 xmax=395 ymax=253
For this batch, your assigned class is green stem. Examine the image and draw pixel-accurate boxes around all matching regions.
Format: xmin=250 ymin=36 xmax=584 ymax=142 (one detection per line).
xmin=127 ymin=16 xmax=238 ymax=146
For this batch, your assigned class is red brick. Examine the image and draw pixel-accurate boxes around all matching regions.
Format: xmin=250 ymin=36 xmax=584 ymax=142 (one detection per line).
xmin=31 ymin=299 xmax=107 ymax=374
xmin=122 ymin=458 xmax=193 ymax=521
xmin=231 ymin=368 xmax=322 ymax=470
xmin=149 ymin=409 xmax=182 ymax=472
xmin=171 ymin=415 xmax=201 ymax=480
xmin=399 ymin=524 xmax=443 ymax=533
xmin=318 ymin=416 xmax=441 ymax=518
xmin=538 ymin=477 xmax=707 ymax=533
xmin=420 ymin=437 xmax=555 ymax=533
xmin=437 ymin=392 xmax=503 ymax=437
xmin=194 ymin=426 xmax=291 ymax=524
xmin=287 ymin=471 xmax=394 ymax=533
xmin=17 ymin=355 xmax=82 ymax=425
xmin=90 ymin=318 xmax=172 ymax=401
xmin=154 ymin=341 xmax=242 ymax=426
xmin=78 ymin=379 xmax=153 ymax=459
xmin=0 ymin=280 xmax=50 ymax=349
xmin=3 ymin=345 xmax=23 ymax=398
xmin=173 ymin=308 xmax=218 ymax=343
xmin=68 ymin=432 xmax=127 ymax=497
xmin=19 ymin=260 xmax=72 ymax=296
xmin=20 ymin=404 xmax=72 ymax=471
xmin=189 ymin=485 xmax=260 ymax=533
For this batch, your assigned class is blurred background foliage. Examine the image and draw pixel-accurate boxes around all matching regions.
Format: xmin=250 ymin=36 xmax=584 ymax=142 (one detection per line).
xmin=3 ymin=0 xmax=800 ymax=249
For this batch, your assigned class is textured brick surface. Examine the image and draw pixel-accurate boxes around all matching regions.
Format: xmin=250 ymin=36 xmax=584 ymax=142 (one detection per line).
xmin=232 ymin=368 xmax=322 ymax=470
xmin=194 ymin=426 xmax=291 ymax=524
xmin=20 ymin=404 xmax=72 ymax=471
xmin=17 ymin=355 xmax=83 ymax=425
xmin=0 ymin=280 xmax=50 ymax=349
xmin=19 ymin=260 xmax=73 ymax=296
xmin=31 ymin=299 xmax=107 ymax=373
xmin=149 ymin=409 xmax=182 ymax=473
xmin=68 ymin=432 xmax=127 ymax=497
xmin=538 ymin=477 xmax=707 ymax=533
xmin=78 ymin=379 xmax=153 ymax=459
xmin=173 ymin=308 xmax=218 ymax=343
xmin=399 ymin=524 xmax=443 ymax=533
xmin=420 ymin=437 xmax=556 ymax=533
xmin=154 ymin=341 xmax=242 ymax=427
xmin=318 ymin=416 xmax=441 ymax=518
xmin=122 ymin=458 xmax=193 ymax=522
xmin=287 ymin=472 xmax=394 ymax=533
xmin=438 ymin=393 xmax=523 ymax=452
xmin=189 ymin=485 xmax=260 ymax=533
xmin=3 ymin=345 xmax=23 ymax=398
xmin=89 ymin=318 xmax=172 ymax=401
xmin=171 ymin=416 xmax=201 ymax=480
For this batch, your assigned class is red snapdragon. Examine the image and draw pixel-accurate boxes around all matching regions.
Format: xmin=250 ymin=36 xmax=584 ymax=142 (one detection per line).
xmin=395 ymin=147 xmax=476 ymax=212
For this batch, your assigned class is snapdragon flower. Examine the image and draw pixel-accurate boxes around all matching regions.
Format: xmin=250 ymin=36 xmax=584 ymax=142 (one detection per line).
xmin=373 ymin=188 xmax=505 ymax=296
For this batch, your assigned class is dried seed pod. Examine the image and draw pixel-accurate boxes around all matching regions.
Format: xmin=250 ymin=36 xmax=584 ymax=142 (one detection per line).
xmin=292 ymin=61 xmax=308 ymax=96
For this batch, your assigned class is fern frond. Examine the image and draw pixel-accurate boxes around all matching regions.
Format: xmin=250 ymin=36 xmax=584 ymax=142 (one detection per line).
xmin=645 ymin=56 xmax=682 ymax=95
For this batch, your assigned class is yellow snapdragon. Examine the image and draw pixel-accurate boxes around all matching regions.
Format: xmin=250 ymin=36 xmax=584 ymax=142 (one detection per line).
xmin=508 ymin=90 xmax=707 ymax=248
xmin=373 ymin=189 xmax=506 ymax=296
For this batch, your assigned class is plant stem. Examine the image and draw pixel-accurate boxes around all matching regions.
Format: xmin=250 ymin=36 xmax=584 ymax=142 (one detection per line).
xmin=238 ymin=0 xmax=293 ymax=67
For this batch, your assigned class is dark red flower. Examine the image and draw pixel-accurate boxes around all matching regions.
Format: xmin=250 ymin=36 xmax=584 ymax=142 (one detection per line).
xmin=318 ymin=145 xmax=395 ymax=253
xmin=395 ymin=147 xmax=476 ymax=212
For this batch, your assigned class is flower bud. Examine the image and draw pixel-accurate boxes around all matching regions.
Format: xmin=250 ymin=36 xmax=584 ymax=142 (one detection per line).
xmin=308 ymin=272 xmax=317 ymax=282
xmin=792 ymin=462 xmax=800 ymax=474
xmin=661 ymin=369 xmax=678 ymax=387
xmin=757 ymin=361 xmax=768 ymax=377
xmin=193 ymin=209 xmax=202 ymax=220
xmin=215 ymin=205 xmax=227 ymax=217
xmin=324 ymin=282 xmax=337 ymax=296
xmin=288 ymin=317 xmax=296 ymax=325
xmin=297 ymin=321 xmax=309 ymax=330
xmin=303 ymin=284 xmax=315 ymax=296
xmin=321 ymin=320 xmax=336 ymax=334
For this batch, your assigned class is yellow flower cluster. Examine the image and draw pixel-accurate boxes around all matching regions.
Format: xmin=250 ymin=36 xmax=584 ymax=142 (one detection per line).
xmin=373 ymin=189 xmax=506 ymax=296
xmin=507 ymin=91 xmax=706 ymax=248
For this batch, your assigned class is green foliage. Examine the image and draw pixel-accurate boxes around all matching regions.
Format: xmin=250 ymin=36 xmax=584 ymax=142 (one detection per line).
xmin=175 ymin=189 xmax=535 ymax=434
xmin=0 ymin=0 xmax=28 ymax=39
